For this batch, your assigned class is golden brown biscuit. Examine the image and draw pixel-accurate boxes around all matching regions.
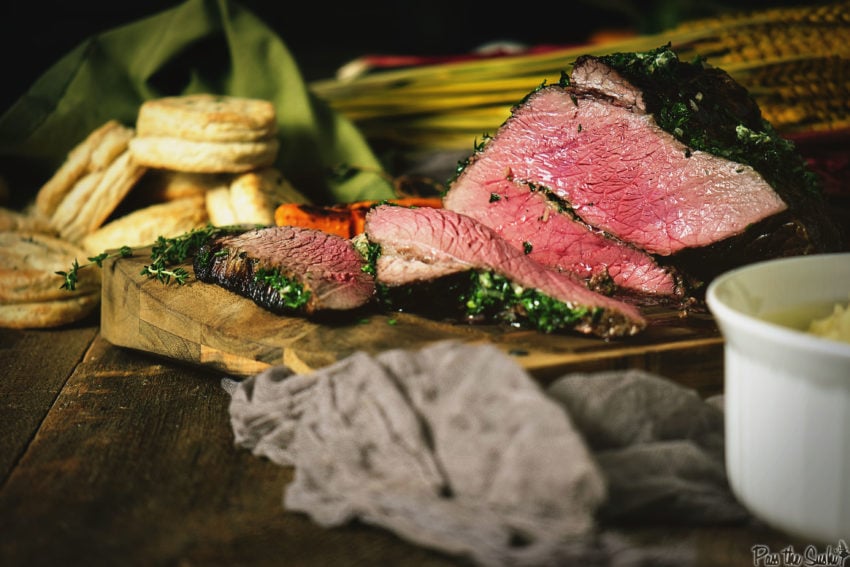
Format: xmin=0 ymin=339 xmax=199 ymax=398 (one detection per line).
xmin=0 ymin=292 xmax=100 ymax=329
xmin=136 ymin=169 xmax=230 ymax=202
xmin=0 ymin=231 xmax=100 ymax=303
xmin=81 ymin=195 xmax=209 ymax=255
xmin=51 ymin=150 xmax=147 ymax=243
xmin=130 ymin=94 xmax=279 ymax=174
xmin=34 ymin=120 xmax=135 ymax=219
xmin=129 ymin=136 xmax=278 ymax=174
xmin=205 ymin=185 xmax=238 ymax=226
xmin=248 ymin=167 xmax=308 ymax=205
xmin=136 ymin=94 xmax=277 ymax=143
xmin=0 ymin=207 xmax=55 ymax=233
xmin=228 ymin=167 xmax=308 ymax=225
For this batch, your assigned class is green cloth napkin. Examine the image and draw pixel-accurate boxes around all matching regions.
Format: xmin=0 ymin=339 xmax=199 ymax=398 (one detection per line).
xmin=0 ymin=0 xmax=396 ymax=206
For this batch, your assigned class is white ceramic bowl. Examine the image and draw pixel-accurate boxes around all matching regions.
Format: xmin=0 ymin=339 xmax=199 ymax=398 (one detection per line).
xmin=706 ymin=252 xmax=850 ymax=544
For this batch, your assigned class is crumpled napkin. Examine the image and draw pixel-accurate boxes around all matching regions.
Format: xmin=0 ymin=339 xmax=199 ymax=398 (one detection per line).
xmin=0 ymin=0 xmax=395 ymax=206
xmin=547 ymin=369 xmax=744 ymax=526
xmin=224 ymin=340 xmax=748 ymax=566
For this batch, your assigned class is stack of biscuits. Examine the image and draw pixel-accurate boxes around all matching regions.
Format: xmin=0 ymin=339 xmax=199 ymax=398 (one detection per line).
xmin=0 ymin=231 xmax=103 ymax=329
xmin=0 ymin=93 xmax=309 ymax=328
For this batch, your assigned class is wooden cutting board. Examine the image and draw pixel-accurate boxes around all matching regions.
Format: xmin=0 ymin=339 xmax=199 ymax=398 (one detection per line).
xmin=100 ymin=251 xmax=725 ymax=393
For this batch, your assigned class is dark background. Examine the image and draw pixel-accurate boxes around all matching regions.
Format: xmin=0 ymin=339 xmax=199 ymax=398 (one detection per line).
xmin=0 ymin=0 xmax=809 ymax=115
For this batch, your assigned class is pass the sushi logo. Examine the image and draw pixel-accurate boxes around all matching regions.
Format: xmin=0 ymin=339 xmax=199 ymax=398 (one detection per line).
xmin=752 ymin=540 xmax=850 ymax=566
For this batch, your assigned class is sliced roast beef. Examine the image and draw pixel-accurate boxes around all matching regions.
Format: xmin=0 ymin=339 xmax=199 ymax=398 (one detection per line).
xmin=364 ymin=204 xmax=646 ymax=338
xmin=446 ymin=83 xmax=789 ymax=257
xmin=444 ymin=175 xmax=685 ymax=296
xmin=444 ymin=46 xmax=842 ymax=295
xmin=193 ymin=226 xmax=375 ymax=314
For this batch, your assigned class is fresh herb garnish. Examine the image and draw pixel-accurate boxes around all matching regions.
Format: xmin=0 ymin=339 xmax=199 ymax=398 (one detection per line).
xmin=58 ymin=224 xmax=228 ymax=290
xmin=253 ymin=267 xmax=311 ymax=311
xmin=351 ymin=234 xmax=381 ymax=276
xmin=139 ymin=225 xmax=226 ymax=285
xmin=598 ymin=45 xmax=823 ymax=203
xmin=461 ymin=271 xmax=595 ymax=333
xmin=56 ymin=246 xmax=133 ymax=290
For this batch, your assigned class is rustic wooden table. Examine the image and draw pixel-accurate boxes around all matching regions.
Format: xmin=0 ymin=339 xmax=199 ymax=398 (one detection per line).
xmin=0 ymin=314 xmax=811 ymax=566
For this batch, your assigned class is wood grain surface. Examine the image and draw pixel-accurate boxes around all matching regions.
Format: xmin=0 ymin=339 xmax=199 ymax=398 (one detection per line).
xmin=100 ymin=250 xmax=725 ymax=392
xmin=0 ymin=332 xmax=463 ymax=566
xmin=0 ymin=328 xmax=797 ymax=567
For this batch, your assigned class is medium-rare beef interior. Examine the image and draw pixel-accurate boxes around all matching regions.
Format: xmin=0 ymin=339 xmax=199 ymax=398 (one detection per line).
xmin=363 ymin=204 xmax=646 ymax=338
xmin=444 ymin=45 xmax=843 ymax=298
xmin=193 ymin=225 xmax=375 ymax=314
xmin=445 ymin=175 xmax=687 ymax=297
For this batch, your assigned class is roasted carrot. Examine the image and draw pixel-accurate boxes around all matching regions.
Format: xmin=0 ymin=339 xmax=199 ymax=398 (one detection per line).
xmin=273 ymin=203 xmax=352 ymax=238
xmin=274 ymin=197 xmax=443 ymax=238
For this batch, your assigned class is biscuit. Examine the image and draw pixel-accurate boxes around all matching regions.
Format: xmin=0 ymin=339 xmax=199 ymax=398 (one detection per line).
xmin=136 ymin=94 xmax=277 ymax=143
xmin=130 ymin=94 xmax=279 ymax=174
xmin=81 ymin=195 xmax=209 ymax=255
xmin=0 ymin=292 xmax=100 ymax=329
xmin=51 ymin=150 xmax=147 ymax=243
xmin=136 ymin=169 xmax=229 ymax=202
xmin=0 ymin=207 xmax=55 ymax=233
xmin=0 ymin=231 xmax=100 ymax=306
xmin=227 ymin=170 xmax=278 ymax=226
xmin=205 ymin=185 xmax=238 ymax=226
xmin=34 ymin=120 xmax=135 ymax=218
xmin=128 ymin=136 xmax=278 ymax=173
xmin=248 ymin=167 xmax=308 ymax=205
xmin=204 ymin=168 xmax=308 ymax=227
xmin=228 ymin=167 xmax=308 ymax=225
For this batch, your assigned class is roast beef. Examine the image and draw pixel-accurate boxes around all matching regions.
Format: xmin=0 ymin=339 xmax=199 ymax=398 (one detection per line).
xmin=444 ymin=46 xmax=843 ymax=296
xmin=446 ymin=175 xmax=685 ymax=297
xmin=364 ymin=204 xmax=646 ymax=338
xmin=193 ymin=226 xmax=375 ymax=314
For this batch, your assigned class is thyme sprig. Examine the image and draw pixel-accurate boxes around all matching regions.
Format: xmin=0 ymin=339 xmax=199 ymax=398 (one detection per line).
xmin=140 ymin=225 xmax=226 ymax=284
xmin=57 ymin=224 xmax=229 ymax=291
xmin=57 ymin=246 xmax=133 ymax=291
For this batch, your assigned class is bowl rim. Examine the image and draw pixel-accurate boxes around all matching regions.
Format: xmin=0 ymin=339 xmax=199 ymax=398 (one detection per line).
xmin=705 ymin=253 xmax=850 ymax=358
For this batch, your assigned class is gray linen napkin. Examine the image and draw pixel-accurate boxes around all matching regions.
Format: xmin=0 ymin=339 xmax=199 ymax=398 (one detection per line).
xmin=547 ymin=369 xmax=746 ymax=526
xmin=224 ymin=340 xmax=746 ymax=566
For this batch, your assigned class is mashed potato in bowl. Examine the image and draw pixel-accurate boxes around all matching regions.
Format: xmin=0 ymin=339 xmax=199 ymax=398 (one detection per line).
xmin=808 ymin=296 xmax=850 ymax=343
